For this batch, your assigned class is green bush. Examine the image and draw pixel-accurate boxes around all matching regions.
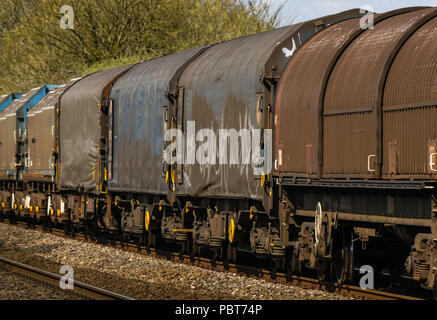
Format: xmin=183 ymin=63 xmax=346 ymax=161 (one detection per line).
xmin=0 ymin=0 xmax=283 ymax=94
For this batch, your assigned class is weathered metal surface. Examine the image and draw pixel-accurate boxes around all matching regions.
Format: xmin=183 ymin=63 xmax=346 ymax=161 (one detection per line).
xmin=323 ymin=8 xmax=432 ymax=178
xmin=176 ymin=25 xmax=301 ymax=201
xmin=274 ymin=7 xmax=426 ymax=181
xmin=324 ymin=112 xmax=376 ymax=177
xmin=0 ymin=95 xmax=7 ymax=106
xmin=287 ymin=187 xmax=432 ymax=224
xmin=25 ymin=81 xmax=77 ymax=181
xmin=0 ymin=114 xmax=18 ymax=179
xmin=59 ymin=65 xmax=133 ymax=193
xmin=384 ymin=16 xmax=437 ymax=109
xmin=109 ymin=48 xmax=206 ymax=195
xmin=295 ymin=210 xmax=431 ymax=227
xmin=383 ymin=16 xmax=437 ymax=177
xmin=263 ymin=9 xmax=365 ymax=82
xmin=16 ymin=86 xmax=60 ymax=181
xmin=0 ymin=93 xmax=22 ymax=113
xmin=383 ymin=108 xmax=437 ymax=177
xmin=275 ymin=18 xmax=362 ymax=176
xmin=0 ymin=87 xmax=46 ymax=179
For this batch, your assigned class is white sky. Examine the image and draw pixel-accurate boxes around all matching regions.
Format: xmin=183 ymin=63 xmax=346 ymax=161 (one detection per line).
xmin=272 ymin=0 xmax=437 ymax=25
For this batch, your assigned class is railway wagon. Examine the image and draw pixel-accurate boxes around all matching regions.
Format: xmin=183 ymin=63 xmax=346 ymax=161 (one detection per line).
xmin=0 ymin=85 xmax=58 ymax=219
xmin=22 ymin=80 xmax=79 ymax=224
xmin=108 ymin=47 xmax=207 ymax=244
xmin=58 ymin=65 xmax=134 ymax=234
xmin=275 ymin=7 xmax=437 ymax=289
xmin=0 ymin=93 xmax=21 ymax=215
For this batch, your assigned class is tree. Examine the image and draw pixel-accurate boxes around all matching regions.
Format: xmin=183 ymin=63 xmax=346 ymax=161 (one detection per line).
xmin=0 ymin=0 xmax=284 ymax=93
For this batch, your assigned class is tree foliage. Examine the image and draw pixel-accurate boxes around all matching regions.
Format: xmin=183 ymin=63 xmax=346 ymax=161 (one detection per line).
xmin=0 ymin=0 xmax=283 ymax=94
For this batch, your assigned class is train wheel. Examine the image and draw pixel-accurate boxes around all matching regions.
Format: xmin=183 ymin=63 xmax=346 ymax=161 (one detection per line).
xmin=316 ymin=261 xmax=331 ymax=282
xmin=90 ymin=219 xmax=98 ymax=241
xmin=270 ymin=258 xmax=284 ymax=274
xmin=179 ymin=240 xmax=187 ymax=258
xmin=142 ymin=232 xmax=146 ymax=247
xmin=84 ymin=221 xmax=90 ymax=240
xmin=287 ymin=250 xmax=302 ymax=277
xmin=72 ymin=222 xmax=77 ymax=236
xmin=332 ymin=229 xmax=354 ymax=285
xmin=226 ymin=244 xmax=237 ymax=264
xmin=136 ymin=234 xmax=143 ymax=250
xmin=211 ymin=249 xmax=218 ymax=265
xmin=147 ymin=231 xmax=155 ymax=249
xmin=192 ymin=240 xmax=200 ymax=258
xmin=64 ymin=221 xmax=73 ymax=236
xmin=120 ymin=232 xmax=127 ymax=248
xmin=292 ymin=253 xmax=302 ymax=275
xmin=191 ymin=240 xmax=197 ymax=258
xmin=112 ymin=232 xmax=119 ymax=246
xmin=47 ymin=219 xmax=53 ymax=233
xmin=64 ymin=223 xmax=69 ymax=236
xmin=28 ymin=216 xmax=36 ymax=229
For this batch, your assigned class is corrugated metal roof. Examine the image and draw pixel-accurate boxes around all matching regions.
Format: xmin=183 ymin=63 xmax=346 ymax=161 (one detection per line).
xmin=0 ymin=87 xmax=41 ymax=118
xmin=384 ymin=15 xmax=437 ymax=109
xmin=325 ymin=8 xmax=434 ymax=114
xmin=275 ymin=18 xmax=362 ymax=175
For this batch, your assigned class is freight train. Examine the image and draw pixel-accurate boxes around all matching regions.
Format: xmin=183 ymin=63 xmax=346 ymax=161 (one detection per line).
xmin=1 ymin=6 xmax=437 ymax=293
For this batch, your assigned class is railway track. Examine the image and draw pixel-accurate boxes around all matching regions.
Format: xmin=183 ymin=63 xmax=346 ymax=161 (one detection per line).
xmin=0 ymin=254 xmax=135 ymax=300
xmin=0 ymin=219 xmax=423 ymax=301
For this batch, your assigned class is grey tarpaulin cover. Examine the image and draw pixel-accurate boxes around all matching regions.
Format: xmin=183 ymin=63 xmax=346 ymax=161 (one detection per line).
xmin=177 ymin=26 xmax=299 ymax=201
xmin=59 ymin=65 xmax=132 ymax=193
xmin=109 ymin=48 xmax=205 ymax=194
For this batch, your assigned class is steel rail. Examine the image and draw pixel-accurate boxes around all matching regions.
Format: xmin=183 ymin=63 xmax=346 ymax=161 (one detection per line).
xmin=0 ymin=255 xmax=135 ymax=300
xmin=167 ymin=253 xmax=423 ymax=300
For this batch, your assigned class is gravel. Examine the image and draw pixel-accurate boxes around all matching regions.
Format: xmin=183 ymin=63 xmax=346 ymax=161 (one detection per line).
xmin=0 ymin=223 xmax=353 ymax=300
xmin=0 ymin=266 xmax=85 ymax=300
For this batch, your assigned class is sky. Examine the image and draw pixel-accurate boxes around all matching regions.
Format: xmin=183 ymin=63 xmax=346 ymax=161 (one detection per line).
xmin=272 ymin=0 xmax=437 ymax=25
